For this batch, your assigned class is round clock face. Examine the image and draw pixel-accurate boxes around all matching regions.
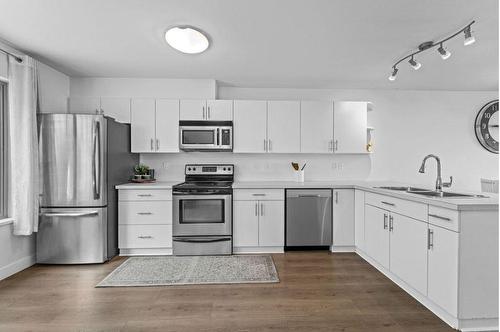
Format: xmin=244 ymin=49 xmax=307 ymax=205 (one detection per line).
xmin=475 ymin=100 xmax=499 ymax=154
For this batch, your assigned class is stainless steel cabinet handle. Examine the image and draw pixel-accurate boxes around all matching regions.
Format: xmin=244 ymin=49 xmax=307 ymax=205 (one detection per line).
xmin=381 ymin=201 xmax=395 ymax=207
xmin=252 ymin=193 xmax=266 ymax=196
xmin=138 ymin=235 xmax=153 ymax=239
xmin=42 ymin=211 xmax=99 ymax=217
xmin=137 ymin=212 xmax=152 ymax=215
xmin=389 ymin=215 xmax=394 ymax=232
xmin=156 ymin=139 xmax=159 ymax=151
xmin=383 ymin=213 xmax=388 ymax=229
xmin=428 ymin=214 xmax=451 ymax=221
xmin=255 ymin=202 xmax=258 ymax=216
xmin=208 ymin=106 xmax=211 ymax=119
xmin=335 ymin=191 xmax=339 ymax=203
xmin=137 ymin=194 xmax=152 ymax=197
xmin=150 ymin=138 xmax=154 ymax=151
xmin=334 ymin=140 xmax=338 ymax=151
xmin=260 ymin=203 xmax=264 ymax=216
xmin=202 ymin=106 xmax=206 ymax=119
xmin=427 ymin=229 xmax=434 ymax=250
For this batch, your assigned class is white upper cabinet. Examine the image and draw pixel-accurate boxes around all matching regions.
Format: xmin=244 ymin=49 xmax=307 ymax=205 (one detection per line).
xmin=69 ymin=97 xmax=101 ymax=114
xmin=100 ymin=97 xmax=130 ymax=123
xmin=155 ymin=99 xmax=179 ymax=153
xmin=131 ymin=98 xmax=156 ymax=153
xmin=300 ymin=101 xmax=334 ymax=153
xmin=333 ymin=101 xmax=369 ymax=154
xmin=267 ymin=101 xmax=300 ymax=153
xmin=206 ymin=100 xmax=233 ymax=121
xmin=180 ymin=100 xmax=206 ymax=120
xmin=233 ymin=100 xmax=267 ymax=153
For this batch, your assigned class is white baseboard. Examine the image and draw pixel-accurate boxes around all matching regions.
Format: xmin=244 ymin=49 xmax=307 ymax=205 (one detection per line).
xmin=330 ymin=245 xmax=356 ymax=252
xmin=0 ymin=255 xmax=36 ymax=281
xmin=233 ymin=246 xmax=284 ymax=254
xmin=120 ymin=248 xmax=172 ymax=256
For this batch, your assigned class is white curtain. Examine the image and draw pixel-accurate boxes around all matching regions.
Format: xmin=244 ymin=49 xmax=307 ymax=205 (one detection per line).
xmin=7 ymin=55 xmax=39 ymax=235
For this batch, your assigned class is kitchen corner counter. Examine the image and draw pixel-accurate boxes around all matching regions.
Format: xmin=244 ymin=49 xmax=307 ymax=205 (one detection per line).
xmin=232 ymin=181 xmax=499 ymax=211
xmin=115 ymin=181 xmax=180 ymax=190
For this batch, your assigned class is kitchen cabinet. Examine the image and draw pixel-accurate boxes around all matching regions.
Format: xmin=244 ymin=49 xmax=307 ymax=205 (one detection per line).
xmin=332 ymin=189 xmax=355 ymax=248
xmin=131 ymin=98 xmax=179 ymax=153
xmin=389 ymin=213 xmax=428 ymax=295
xmin=180 ymin=99 xmax=233 ymax=121
xmin=267 ymin=101 xmax=300 ymax=153
xmin=333 ymin=101 xmax=369 ymax=153
xmin=258 ymin=201 xmax=284 ymax=247
xmin=69 ymin=97 xmax=101 ymax=114
xmin=354 ymin=190 xmax=365 ymax=251
xmin=155 ymin=99 xmax=180 ymax=153
xmin=300 ymin=100 xmax=334 ymax=153
xmin=364 ymin=204 xmax=390 ymax=269
xmin=100 ymin=97 xmax=131 ymax=123
xmin=427 ymin=224 xmax=458 ymax=316
xmin=233 ymin=201 xmax=259 ymax=247
xmin=233 ymin=100 xmax=268 ymax=153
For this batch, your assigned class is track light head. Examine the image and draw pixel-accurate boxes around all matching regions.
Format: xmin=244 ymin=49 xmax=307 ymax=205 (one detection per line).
xmin=408 ymin=57 xmax=422 ymax=70
xmin=464 ymin=26 xmax=475 ymax=46
xmin=388 ymin=67 xmax=398 ymax=81
xmin=437 ymin=44 xmax=451 ymax=60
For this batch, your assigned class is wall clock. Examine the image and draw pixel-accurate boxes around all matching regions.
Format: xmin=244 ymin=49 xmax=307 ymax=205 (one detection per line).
xmin=475 ymin=100 xmax=499 ymax=154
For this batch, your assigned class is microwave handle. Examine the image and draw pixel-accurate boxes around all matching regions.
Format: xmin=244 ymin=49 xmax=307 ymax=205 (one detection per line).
xmin=217 ymin=128 xmax=220 ymax=146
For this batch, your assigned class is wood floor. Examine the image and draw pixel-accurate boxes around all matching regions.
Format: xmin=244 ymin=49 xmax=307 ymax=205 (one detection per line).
xmin=0 ymin=252 xmax=454 ymax=332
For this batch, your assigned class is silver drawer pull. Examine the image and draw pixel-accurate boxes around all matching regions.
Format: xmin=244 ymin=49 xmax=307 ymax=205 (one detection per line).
xmin=138 ymin=235 xmax=153 ymax=239
xmin=298 ymin=195 xmax=321 ymax=198
xmin=137 ymin=194 xmax=152 ymax=197
xmin=42 ymin=211 xmax=98 ymax=217
xmin=428 ymin=214 xmax=451 ymax=221
xmin=137 ymin=212 xmax=152 ymax=215
xmin=381 ymin=201 xmax=395 ymax=206
xmin=252 ymin=193 xmax=266 ymax=196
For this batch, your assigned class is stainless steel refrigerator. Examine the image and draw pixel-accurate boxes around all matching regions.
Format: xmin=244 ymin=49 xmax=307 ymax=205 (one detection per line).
xmin=37 ymin=114 xmax=138 ymax=264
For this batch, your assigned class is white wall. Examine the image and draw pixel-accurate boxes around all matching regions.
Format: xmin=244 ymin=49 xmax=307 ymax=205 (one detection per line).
xmin=0 ymin=53 xmax=70 ymax=279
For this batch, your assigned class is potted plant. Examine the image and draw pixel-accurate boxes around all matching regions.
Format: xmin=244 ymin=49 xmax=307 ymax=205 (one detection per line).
xmin=133 ymin=164 xmax=150 ymax=180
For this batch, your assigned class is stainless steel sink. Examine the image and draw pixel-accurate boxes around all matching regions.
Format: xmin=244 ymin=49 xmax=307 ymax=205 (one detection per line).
xmin=376 ymin=186 xmax=429 ymax=192
xmin=375 ymin=186 xmax=488 ymax=199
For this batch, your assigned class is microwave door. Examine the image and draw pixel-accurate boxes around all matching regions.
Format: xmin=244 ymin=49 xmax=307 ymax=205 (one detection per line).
xmin=180 ymin=126 xmax=218 ymax=150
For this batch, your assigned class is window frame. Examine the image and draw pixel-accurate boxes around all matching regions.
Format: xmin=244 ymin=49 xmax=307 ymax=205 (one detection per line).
xmin=0 ymin=81 xmax=7 ymax=219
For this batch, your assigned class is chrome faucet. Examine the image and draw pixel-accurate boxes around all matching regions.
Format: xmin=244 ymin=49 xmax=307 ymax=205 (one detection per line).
xmin=418 ymin=154 xmax=453 ymax=192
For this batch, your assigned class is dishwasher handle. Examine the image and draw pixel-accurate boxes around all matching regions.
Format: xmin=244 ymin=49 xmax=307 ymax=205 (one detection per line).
xmin=287 ymin=190 xmax=332 ymax=199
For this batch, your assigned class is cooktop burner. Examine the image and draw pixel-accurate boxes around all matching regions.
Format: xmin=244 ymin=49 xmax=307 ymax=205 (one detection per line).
xmin=174 ymin=181 xmax=233 ymax=189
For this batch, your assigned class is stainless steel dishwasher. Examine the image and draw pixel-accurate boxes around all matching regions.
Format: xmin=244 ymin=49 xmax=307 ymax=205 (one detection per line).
xmin=286 ymin=189 xmax=332 ymax=249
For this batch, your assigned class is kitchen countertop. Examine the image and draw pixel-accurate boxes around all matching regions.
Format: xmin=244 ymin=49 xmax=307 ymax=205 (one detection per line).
xmin=233 ymin=180 xmax=499 ymax=211
xmin=115 ymin=181 xmax=181 ymax=190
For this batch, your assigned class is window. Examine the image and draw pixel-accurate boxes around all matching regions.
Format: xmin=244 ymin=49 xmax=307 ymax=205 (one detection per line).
xmin=0 ymin=82 xmax=6 ymax=219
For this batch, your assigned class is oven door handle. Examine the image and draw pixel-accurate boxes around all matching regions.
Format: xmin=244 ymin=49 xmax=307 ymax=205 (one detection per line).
xmin=173 ymin=237 xmax=231 ymax=243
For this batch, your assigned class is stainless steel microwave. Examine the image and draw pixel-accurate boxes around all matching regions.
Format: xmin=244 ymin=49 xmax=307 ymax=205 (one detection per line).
xmin=179 ymin=121 xmax=233 ymax=151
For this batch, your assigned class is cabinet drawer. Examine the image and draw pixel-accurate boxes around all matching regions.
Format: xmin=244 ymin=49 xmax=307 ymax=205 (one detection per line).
xmin=233 ymin=189 xmax=284 ymax=201
xmin=428 ymin=206 xmax=459 ymax=232
xmin=119 ymin=201 xmax=172 ymax=225
xmin=119 ymin=189 xmax=172 ymax=201
xmin=119 ymin=225 xmax=172 ymax=248
xmin=365 ymin=192 xmax=427 ymax=221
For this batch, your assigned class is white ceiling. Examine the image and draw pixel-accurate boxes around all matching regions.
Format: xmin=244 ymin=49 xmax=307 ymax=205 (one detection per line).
xmin=0 ymin=0 xmax=497 ymax=90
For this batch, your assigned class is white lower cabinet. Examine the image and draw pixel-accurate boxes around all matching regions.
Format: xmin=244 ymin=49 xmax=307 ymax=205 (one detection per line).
xmin=364 ymin=204 xmax=390 ymax=269
xmin=258 ymin=201 xmax=284 ymax=247
xmin=332 ymin=189 xmax=355 ymax=249
xmin=354 ymin=190 xmax=365 ymax=251
xmin=233 ymin=201 xmax=259 ymax=247
xmin=427 ymin=224 xmax=459 ymax=317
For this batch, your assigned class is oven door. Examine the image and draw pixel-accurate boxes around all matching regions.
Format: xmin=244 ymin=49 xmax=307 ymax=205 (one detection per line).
xmin=173 ymin=194 xmax=232 ymax=236
xmin=179 ymin=126 xmax=218 ymax=150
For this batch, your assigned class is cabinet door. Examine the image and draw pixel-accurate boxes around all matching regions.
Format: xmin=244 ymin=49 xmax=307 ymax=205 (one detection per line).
xmin=259 ymin=200 xmax=284 ymax=247
xmin=130 ymin=98 xmax=156 ymax=153
xmin=233 ymin=201 xmax=259 ymax=247
xmin=300 ymin=101 xmax=333 ymax=153
xmin=180 ymin=100 xmax=206 ymax=120
xmin=155 ymin=99 xmax=179 ymax=152
xmin=428 ymin=225 xmax=458 ymax=316
xmin=354 ymin=190 xmax=365 ymax=251
xmin=389 ymin=213 xmax=428 ymax=295
xmin=233 ymin=100 xmax=268 ymax=153
xmin=206 ymin=100 xmax=233 ymax=121
xmin=333 ymin=101 xmax=368 ymax=153
xmin=364 ymin=204 xmax=390 ymax=269
xmin=69 ymin=97 xmax=101 ymax=114
xmin=100 ymin=97 xmax=131 ymax=123
xmin=332 ymin=189 xmax=355 ymax=247
xmin=267 ymin=101 xmax=300 ymax=153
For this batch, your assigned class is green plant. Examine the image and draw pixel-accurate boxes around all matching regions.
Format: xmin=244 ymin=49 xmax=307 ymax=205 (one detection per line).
xmin=134 ymin=164 xmax=150 ymax=175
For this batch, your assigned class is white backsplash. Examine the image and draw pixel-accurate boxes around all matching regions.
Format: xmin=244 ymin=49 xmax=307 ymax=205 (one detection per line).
xmin=140 ymin=153 xmax=372 ymax=182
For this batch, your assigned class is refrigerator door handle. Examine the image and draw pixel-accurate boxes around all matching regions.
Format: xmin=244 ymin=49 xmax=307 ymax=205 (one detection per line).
xmin=93 ymin=120 xmax=101 ymax=200
xmin=41 ymin=211 xmax=99 ymax=217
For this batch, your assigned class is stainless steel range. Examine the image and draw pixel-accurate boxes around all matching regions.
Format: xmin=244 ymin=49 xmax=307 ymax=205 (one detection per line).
xmin=172 ymin=164 xmax=234 ymax=255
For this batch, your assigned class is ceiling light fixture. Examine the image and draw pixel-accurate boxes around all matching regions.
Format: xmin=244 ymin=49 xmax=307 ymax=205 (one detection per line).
xmin=388 ymin=20 xmax=475 ymax=81
xmin=165 ymin=26 xmax=209 ymax=54
xmin=437 ymin=43 xmax=451 ymax=60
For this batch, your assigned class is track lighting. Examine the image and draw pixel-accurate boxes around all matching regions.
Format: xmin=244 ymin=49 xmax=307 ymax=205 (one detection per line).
xmin=437 ymin=44 xmax=451 ymax=60
xmin=464 ymin=26 xmax=475 ymax=46
xmin=388 ymin=20 xmax=475 ymax=81
xmin=388 ymin=67 xmax=398 ymax=81
xmin=408 ymin=56 xmax=421 ymax=70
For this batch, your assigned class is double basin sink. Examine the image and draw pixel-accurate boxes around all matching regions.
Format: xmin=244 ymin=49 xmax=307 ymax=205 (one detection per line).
xmin=376 ymin=186 xmax=488 ymax=198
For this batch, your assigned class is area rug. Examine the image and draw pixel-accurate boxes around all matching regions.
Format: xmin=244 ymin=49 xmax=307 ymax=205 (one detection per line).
xmin=96 ymin=255 xmax=279 ymax=287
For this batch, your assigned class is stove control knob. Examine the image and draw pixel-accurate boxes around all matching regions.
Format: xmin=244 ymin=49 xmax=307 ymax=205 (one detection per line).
xmin=187 ymin=167 xmax=191 ymax=171
xmin=223 ymin=167 xmax=226 ymax=171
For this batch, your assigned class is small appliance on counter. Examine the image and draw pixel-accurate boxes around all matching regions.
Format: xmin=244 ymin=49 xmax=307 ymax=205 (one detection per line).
xmin=37 ymin=114 xmax=138 ymax=264
xmin=172 ymin=164 xmax=234 ymax=255
xmin=179 ymin=121 xmax=233 ymax=151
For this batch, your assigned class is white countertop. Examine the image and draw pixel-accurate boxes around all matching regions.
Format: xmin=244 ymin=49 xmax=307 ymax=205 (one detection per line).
xmin=233 ymin=180 xmax=499 ymax=211
xmin=115 ymin=181 xmax=181 ymax=189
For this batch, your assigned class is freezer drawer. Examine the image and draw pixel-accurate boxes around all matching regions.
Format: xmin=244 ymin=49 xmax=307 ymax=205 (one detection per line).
xmin=37 ymin=207 xmax=107 ymax=264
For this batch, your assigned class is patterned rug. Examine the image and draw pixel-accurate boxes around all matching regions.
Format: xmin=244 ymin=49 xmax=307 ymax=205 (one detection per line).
xmin=96 ymin=255 xmax=279 ymax=287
